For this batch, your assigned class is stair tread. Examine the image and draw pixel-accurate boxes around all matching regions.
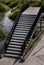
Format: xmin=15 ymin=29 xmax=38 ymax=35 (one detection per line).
xmin=6 ymin=50 xmax=21 ymax=54
xmin=20 ymin=16 xmax=36 ymax=18
xmin=11 ymin=39 xmax=24 ymax=42
xmin=7 ymin=47 xmax=21 ymax=51
xmin=11 ymin=37 xmax=25 ymax=40
xmin=16 ymin=26 xmax=31 ymax=28
xmin=14 ymin=29 xmax=30 ymax=31
xmin=9 ymin=41 xmax=23 ymax=45
xmin=17 ymin=23 xmax=33 ymax=25
xmin=15 ymin=27 xmax=30 ymax=30
xmin=19 ymin=19 xmax=35 ymax=22
xmin=21 ymin=15 xmax=36 ymax=17
xmin=8 ymin=44 xmax=21 ymax=48
xmin=18 ymin=20 xmax=33 ymax=22
xmin=13 ymin=32 xmax=27 ymax=36
xmin=8 ymin=45 xmax=22 ymax=49
xmin=14 ymin=30 xmax=28 ymax=32
xmin=4 ymin=54 xmax=21 ymax=58
xmin=12 ymin=34 xmax=26 ymax=38
xmin=13 ymin=32 xmax=28 ymax=35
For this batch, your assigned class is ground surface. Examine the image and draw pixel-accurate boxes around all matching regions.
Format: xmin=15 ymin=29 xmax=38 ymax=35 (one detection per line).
xmin=0 ymin=7 xmax=44 ymax=65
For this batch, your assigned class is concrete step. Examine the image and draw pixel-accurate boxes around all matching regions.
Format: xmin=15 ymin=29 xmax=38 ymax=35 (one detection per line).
xmin=21 ymin=15 xmax=36 ymax=17
xmin=7 ymin=47 xmax=21 ymax=52
xmin=13 ymin=33 xmax=27 ymax=36
xmin=16 ymin=25 xmax=31 ymax=29
xmin=18 ymin=20 xmax=34 ymax=24
xmin=14 ymin=28 xmax=30 ymax=32
xmin=12 ymin=34 xmax=26 ymax=38
xmin=4 ymin=54 xmax=21 ymax=58
xmin=6 ymin=50 xmax=22 ymax=55
xmin=17 ymin=23 xmax=33 ymax=26
xmin=10 ymin=39 xmax=24 ymax=43
xmin=9 ymin=42 xmax=23 ymax=45
xmin=11 ymin=37 xmax=25 ymax=40
xmin=19 ymin=18 xmax=35 ymax=21
xmin=8 ymin=44 xmax=21 ymax=48
xmin=13 ymin=31 xmax=28 ymax=35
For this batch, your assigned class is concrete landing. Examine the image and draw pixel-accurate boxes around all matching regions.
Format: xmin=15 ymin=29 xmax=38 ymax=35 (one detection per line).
xmin=22 ymin=7 xmax=40 ymax=15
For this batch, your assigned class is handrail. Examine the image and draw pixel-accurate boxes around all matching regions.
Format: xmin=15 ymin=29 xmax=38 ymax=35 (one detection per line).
xmin=22 ymin=6 xmax=44 ymax=58
xmin=26 ymin=7 xmax=44 ymax=42
xmin=4 ymin=1 xmax=31 ymax=51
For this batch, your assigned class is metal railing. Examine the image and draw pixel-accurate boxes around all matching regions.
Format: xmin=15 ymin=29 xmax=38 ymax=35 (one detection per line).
xmin=4 ymin=1 xmax=31 ymax=51
xmin=21 ymin=6 xmax=44 ymax=60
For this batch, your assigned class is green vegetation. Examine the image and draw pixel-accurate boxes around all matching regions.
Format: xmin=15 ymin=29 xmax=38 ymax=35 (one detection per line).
xmin=0 ymin=0 xmax=44 ymax=40
xmin=9 ymin=9 xmax=20 ymax=19
xmin=0 ymin=3 xmax=9 ymax=12
xmin=30 ymin=1 xmax=39 ymax=7
xmin=24 ymin=31 xmax=43 ymax=55
xmin=41 ymin=1 xmax=44 ymax=6
xmin=0 ymin=3 xmax=9 ymax=40
xmin=0 ymin=28 xmax=6 ymax=40
xmin=9 ymin=1 xmax=18 ymax=8
xmin=4 ymin=0 xmax=44 ymax=20
xmin=29 ymin=0 xmax=44 ymax=7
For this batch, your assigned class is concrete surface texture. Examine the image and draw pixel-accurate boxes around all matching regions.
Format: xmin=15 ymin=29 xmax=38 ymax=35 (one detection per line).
xmin=22 ymin=7 xmax=40 ymax=15
xmin=0 ymin=7 xmax=44 ymax=65
xmin=15 ymin=33 xmax=44 ymax=65
xmin=0 ymin=57 xmax=15 ymax=65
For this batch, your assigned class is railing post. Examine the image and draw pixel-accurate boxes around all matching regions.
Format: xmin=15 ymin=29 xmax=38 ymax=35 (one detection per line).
xmin=40 ymin=18 xmax=42 ymax=31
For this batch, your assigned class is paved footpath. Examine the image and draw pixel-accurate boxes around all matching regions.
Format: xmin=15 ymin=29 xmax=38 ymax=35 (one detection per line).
xmin=0 ymin=57 xmax=15 ymax=65
xmin=15 ymin=33 xmax=44 ymax=65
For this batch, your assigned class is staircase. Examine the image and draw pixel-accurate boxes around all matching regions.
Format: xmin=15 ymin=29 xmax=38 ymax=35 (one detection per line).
xmin=4 ymin=7 xmax=44 ymax=60
xmin=4 ymin=14 xmax=36 ymax=59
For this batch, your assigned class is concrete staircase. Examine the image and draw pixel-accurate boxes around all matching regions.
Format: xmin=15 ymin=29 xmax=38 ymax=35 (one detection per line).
xmin=4 ymin=14 xmax=36 ymax=59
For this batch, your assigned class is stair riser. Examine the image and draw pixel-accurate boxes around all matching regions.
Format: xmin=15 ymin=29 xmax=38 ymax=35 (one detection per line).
xmin=8 ymin=46 xmax=22 ymax=49
xmin=7 ymin=49 xmax=21 ymax=52
xmin=5 ymin=52 xmax=22 ymax=55
xmin=4 ymin=55 xmax=21 ymax=59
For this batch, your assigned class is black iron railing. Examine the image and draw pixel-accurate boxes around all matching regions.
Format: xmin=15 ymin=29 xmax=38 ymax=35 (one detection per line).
xmin=22 ymin=6 xmax=44 ymax=58
xmin=4 ymin=1 xmax=31 ymax=51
